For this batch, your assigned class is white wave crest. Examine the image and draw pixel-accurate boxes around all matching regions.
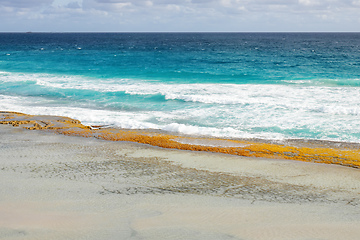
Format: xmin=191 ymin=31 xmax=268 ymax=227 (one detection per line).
xmin=2 ymin=71 xmax=360 ymax=142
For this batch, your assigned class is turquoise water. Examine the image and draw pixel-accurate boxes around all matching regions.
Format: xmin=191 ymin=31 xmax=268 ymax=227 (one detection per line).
xmin=1 ymin=33 xmax=360 ymax=142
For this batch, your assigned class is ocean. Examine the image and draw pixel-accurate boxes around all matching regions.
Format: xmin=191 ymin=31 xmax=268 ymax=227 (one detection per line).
xmin=1 ymin=32 xmax=360 ymax=143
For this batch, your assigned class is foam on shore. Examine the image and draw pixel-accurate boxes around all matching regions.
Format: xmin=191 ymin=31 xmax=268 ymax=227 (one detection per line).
xmin=1 ymin=111 xmax=360 ymax=168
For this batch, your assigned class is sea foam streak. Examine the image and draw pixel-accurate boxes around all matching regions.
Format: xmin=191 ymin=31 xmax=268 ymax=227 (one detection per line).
xmin=1 ymin=71 xmax=360 ymax=142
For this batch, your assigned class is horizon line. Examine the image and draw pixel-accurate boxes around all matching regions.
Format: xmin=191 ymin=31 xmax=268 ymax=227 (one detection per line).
xmin=1 ymin=31 xmax=360 ymax=34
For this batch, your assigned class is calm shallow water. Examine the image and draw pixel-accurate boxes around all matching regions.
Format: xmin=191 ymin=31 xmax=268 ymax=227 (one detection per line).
xmin=1 ymin=33 xmax=360 ymax=142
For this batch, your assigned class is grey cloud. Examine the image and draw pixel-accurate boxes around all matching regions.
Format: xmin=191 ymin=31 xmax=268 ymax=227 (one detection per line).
xmin=0 ymin=0 xmax=53 ymax=8
xmin=85 ymin=0 xmax=357 ymax=14
xmin=66 ymin=2 xmax=81 ymax=8
xmin=95 ymin=0 xmax=129 ymax=3
xmin=94 ymin=0 xmax=186 ymax=3
xmin=1 ymin=0 xmax=359 ymax=32
xmin=190 ymin=0 xmax=214 ymax=3
xmin=233 ymin=0 xmax=360 ymax=13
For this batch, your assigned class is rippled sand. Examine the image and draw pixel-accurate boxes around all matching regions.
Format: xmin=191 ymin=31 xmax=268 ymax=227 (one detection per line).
xmin=1 ymin=124 xmax=360 ymax=240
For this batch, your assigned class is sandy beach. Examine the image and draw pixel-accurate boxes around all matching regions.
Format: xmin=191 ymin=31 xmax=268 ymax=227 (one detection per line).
xmin=1 ymin=121 xmax=360 ymax=240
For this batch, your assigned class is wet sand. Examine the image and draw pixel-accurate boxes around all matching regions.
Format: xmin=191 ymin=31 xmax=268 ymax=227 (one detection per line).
xmin=2 ymin=111 xmax=360 ymax=168
xmin=1 ymin=124 xmax=360 ymax=240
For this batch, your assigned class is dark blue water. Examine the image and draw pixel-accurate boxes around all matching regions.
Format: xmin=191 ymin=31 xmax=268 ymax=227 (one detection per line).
xmin=1 ymin=33 xmax=360 ymax=142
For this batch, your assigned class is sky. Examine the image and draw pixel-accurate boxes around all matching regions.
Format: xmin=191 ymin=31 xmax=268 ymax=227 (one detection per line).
xmin=0 ymin=0 xmax=359 ymax=32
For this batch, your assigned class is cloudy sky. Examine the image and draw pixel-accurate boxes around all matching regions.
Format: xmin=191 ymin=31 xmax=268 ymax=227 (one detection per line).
xmin=0 ymin=0 xmax=359 ymax=32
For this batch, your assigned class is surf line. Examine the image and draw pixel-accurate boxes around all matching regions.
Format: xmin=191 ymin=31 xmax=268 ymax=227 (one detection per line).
xmin=1 ymin=111 xmax=359 ymax=168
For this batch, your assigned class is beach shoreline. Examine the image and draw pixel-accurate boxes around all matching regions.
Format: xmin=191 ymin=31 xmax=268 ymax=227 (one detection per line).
xmin=1 ymin=111 xmax=360 ymax=168
xmin=1 ymin=121 xmax=360 ymax=239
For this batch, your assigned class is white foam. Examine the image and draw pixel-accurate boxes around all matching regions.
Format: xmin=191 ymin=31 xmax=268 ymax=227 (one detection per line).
xmin=2 ymin=71 xmax=359 ymax=114
xmin=2 ymin=71 xmax=360 ymax=142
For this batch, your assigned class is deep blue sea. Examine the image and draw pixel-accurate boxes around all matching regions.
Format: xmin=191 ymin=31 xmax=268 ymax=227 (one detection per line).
xmin=1 ymin=33 xmax=360 ymax=142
